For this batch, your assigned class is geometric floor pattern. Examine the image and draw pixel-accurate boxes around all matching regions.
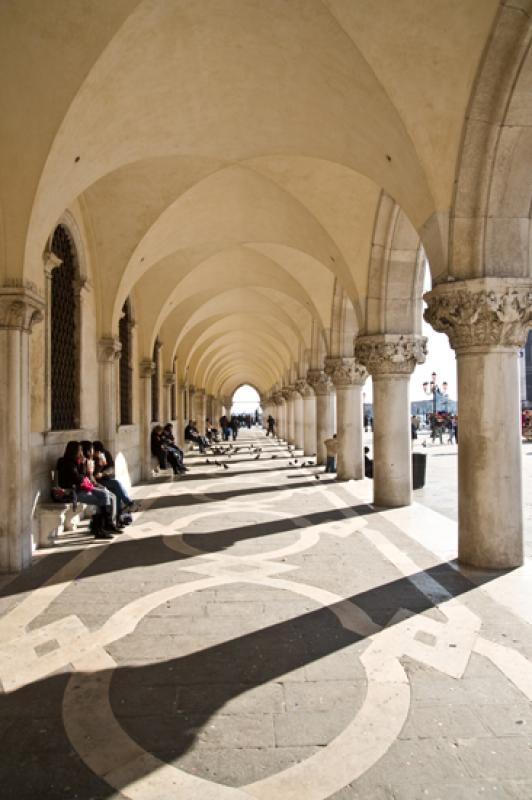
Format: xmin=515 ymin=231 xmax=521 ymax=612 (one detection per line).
xmin=1 ymin=431 xmax=532 ymax=799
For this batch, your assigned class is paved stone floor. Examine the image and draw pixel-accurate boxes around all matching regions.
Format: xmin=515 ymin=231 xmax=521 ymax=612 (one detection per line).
xmin=1 ymin=431 xmax=532 ymax=799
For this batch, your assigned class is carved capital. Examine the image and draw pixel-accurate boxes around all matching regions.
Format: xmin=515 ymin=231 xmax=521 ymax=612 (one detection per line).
xmin=272 ymin=391 xmax=284 ymax=405
xmin=164 ymin=371 xmax=176 ymax=387
xmin=306 ymin=369 xmax=332 ymax=396
xmin=355 ymin=334 xmax=427 ymax=376
xmin=43 ymin=250 xmax=62 ymax=278
xmin=324 ymin=357 xmax=368 ymax=387
xmin=189 ymin=384 xmax=196 ymax=396
xmin=424 ymin=277 xmax=532 ymax=352
xmin=140 ymin=359 xmax=155 ymax=379
xmin=98 ymin=336 xmax=122 ymax=363
xmin=0 ymin=287 xmax=44 ymax=332
xmin=294 ymin=379 xmax=311 ymax=396
xmin=280 ymin=387 xmax=292 ymax=402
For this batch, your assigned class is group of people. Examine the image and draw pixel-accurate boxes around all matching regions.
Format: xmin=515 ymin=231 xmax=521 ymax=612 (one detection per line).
xmin=219 ymin=415 xmax=240 ymax=441
xmin=56 ymin=440 xmax=138 ymax=539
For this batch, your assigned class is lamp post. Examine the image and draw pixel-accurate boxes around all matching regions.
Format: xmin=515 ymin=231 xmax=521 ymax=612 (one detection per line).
xmin=422 ymin=372 xmax=447 ymax=416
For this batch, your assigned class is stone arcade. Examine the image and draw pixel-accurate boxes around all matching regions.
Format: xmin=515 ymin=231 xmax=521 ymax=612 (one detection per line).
xmin=1 ymin=2 xmax=532 ymax=798
xmin=0 ymin=0 xmax=530 ymax=565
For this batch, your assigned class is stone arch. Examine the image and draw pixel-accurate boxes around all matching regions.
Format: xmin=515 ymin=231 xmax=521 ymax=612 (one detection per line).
xmin=365 ymin=192 xmax=425 ymax=336
xmin=450 ymin=1 xmax=532 ymax=281
xmin=329 ymin=278 xmax=358 ymax=358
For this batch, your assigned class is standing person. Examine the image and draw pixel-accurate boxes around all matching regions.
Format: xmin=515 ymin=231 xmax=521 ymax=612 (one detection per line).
xmin=266 ymin=414 xmax=275 ymax=436
xmin=230 ymin=415 xmax=239 ymax=440
xmin=219 ymin=415 xmax=230 ymax=441
xmin=323 ymin=434 xmax=338 ymax=474
xmin=364 ymin=446 xmax=374 ymax=478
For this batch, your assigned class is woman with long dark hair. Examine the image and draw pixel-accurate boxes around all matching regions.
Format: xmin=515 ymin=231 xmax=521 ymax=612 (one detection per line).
xmin=56 ymin=441 xmax=122 ymax=538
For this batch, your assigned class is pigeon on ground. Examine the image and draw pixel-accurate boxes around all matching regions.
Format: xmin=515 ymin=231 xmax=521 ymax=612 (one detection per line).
xmin=214 ymin=460 xmax=221 ymax=466
xmin=206 ymin=459 xmax=211 ymax=464
xmin=254 ymin=454 xmax=260 ymax=460
xmin=315 ymin=475 xmax=320 ymax=480
xmin=223 ymin=463 xmax=229 ymax=470
xmin=272 ymin=455 xmax=278 ymax=459
xmin=306 ymin=461 xmax=314 ymax=466
xmin=294 ymin=459 xmax=298 ymax=464
xmin=289 ymin=461 xmax=294 ymax=465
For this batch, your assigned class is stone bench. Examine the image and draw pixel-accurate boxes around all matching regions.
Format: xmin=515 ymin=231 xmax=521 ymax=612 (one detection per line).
xmin=36 ymin=502 xmax=89 ymax=548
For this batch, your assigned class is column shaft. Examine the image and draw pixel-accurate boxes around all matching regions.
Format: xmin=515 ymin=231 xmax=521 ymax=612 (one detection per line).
xmin=293 ymin=393 xmax=304 ymax=450
xmin=335 ymin=383 xmax=364 ymax=480
xmin=0 ymin=289 xmax=43 ymax=572
xmin=457 ymin=348 xmax=523 ymax=567
xmin=373 ymin=374 xmax=412 ymax=506
xmin=315 ymin=392 xmax=334 ymax=465
xmin=303 ymin=393 xmax=316 ymax=456
xmin=140 ymin=361 xmax=155 ymax=480
xmin=98 ymin=338 xmax=121 ymax=455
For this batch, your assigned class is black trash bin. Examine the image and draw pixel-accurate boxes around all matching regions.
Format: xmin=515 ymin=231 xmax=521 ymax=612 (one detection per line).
xmin=412 ymin=452 xmax=427 ymax=490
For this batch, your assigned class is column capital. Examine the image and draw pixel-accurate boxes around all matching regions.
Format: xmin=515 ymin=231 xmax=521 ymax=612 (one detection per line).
xmin=306 ymin=369 xmax=333 ymax=395
xmin=272 ymin=391 xmax=284 ymax=405
xmin=0 ymin=286 xmax=44 ymax=332
xmin=43 ymin=250 xmax=62 ymax=277
xmin=424 ymin=277 xmax=532 ymax=352
xmin=294 ymin=378 xmax=312 ymax=396
xmin=139 ymin=359 xmax=155 ymax=378
xmin=324 ymin=357 xmax=368 ymax=387
xmin=98 ymin=336 xmax=122 ymax=363
xmin=355 ymin=334 xmax=427 ymax=376
xmin=189 ymin=384 xmax=196 ymax=396
xmin=164 ymin=371 xmax=176 ymax=387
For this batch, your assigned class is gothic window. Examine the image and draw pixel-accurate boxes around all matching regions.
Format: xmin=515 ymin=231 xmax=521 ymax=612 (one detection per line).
xmin=151 ymin=339 xmax=161 ymax=422
xmin=50 ymin=225 xmax=79 ymax=430
xmin=119 ymin=299 xmax=133 ymax=425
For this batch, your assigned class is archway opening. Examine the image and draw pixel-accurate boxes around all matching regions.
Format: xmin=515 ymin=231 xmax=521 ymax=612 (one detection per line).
xmin=231 ymin=384 xmax=261 ymax=420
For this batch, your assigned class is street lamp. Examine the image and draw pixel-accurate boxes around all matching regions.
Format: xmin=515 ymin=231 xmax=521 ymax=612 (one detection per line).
xmin=422 ymin=371 xmax=446 ymax=416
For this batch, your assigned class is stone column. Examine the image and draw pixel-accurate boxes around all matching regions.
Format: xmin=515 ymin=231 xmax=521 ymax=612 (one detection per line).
xmin=356 ymin=334 xmax=426 ymax=507
xmin=307 ymin=370 xmax=334 ymax=465
xmin=176 ymin=382 xmax=186 ymax=446
xmin=140 ymin=359 xmax=155 ymax=480
xmin=273 ymin=392 xmax=284 ymax=439
xmin=281 ymin=389 xmax=293 ymax=444
xmin=325 ymin=358 xmax=367 ymax=480
xmin=0 ymin=287 xmax=44 ymax=572
xmin=298 ymin=381 xmax=317 ymax=457
xmin=425 ymin=277 xmax=532 ymax=569
xmin=43 ymin=251 xmax=62 ymax=431
xmin=188 ymin=385 xmax=196 ymax=426
xmin=97 ymin=337 xmax=122 ymax=455
xmin=194 ymin=389 xmax=207 ymax=433
xmin=293 ymin=381 xmax=307 ymax=450
xmin=163 ymin=371 xmax=175 ymax=423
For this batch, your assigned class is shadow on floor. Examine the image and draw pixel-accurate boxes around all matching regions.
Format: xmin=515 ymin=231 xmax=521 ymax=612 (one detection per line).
xmin=0 ymin=503 xmax=374 ymax=599
xmin=0 ymin=561 xmax=505 ymax=799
